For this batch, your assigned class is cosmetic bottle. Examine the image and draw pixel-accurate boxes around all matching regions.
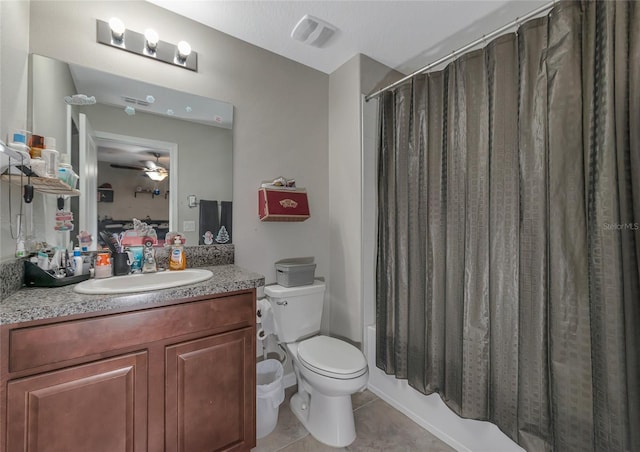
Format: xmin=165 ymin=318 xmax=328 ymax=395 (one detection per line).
xmin=41 ymin=136 xmax=59 ymax=178
xmin=72 ymin=247 xmax=84 ymax=275
xmin=94 ymin=252 xmax=112 ymax=278
xmin=7 ymin=132 xmax=31 ymax=175
xmin=29 ymin=135 xmax=44 ymax=159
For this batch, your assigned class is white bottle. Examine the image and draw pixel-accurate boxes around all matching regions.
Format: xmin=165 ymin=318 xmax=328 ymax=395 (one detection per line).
xmin=72 ymin=247 xmax=84 ymax=275
xmin=15 ymin=214 xmax=26 ymax=258
xmin=7 ymin=132 xmax=31 ymax=175
xmin=15 ymin=237 xmax=26 ymax=258
xmin=41 ymin=136 xmax=59 ymax=178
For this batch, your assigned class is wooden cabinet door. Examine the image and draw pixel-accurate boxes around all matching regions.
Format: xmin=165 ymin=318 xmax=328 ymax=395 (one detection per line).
xmin=165 ymin=328 xmax=255 ymax=452
xmin=6 ymin=352 xmax=148 ymax=452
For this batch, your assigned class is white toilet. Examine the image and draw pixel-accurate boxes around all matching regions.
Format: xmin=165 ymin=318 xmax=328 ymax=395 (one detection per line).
xmin=264 ymin=281 xmax=369 ymax=447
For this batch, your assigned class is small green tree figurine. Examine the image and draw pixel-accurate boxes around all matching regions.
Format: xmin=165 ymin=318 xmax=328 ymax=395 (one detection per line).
xmin=215 ymin=226 xmax=230 ymax=244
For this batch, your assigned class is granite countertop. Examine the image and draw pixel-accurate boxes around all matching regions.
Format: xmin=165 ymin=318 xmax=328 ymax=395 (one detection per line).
xmin=0 ymin=264 xmax=265 ymax=326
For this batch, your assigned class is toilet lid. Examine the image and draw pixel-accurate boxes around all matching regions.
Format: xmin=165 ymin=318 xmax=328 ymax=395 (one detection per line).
xmin=297 ymin=335 xmax=367 ymax=377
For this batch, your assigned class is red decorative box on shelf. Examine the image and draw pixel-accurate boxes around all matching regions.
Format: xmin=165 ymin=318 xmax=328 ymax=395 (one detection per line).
xmin=258 ymin=188 xmax=310 ymax=222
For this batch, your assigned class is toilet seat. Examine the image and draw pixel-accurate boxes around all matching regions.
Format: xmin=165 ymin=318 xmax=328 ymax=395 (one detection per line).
xmin=297 ymin=335 xmax=368 ymax=380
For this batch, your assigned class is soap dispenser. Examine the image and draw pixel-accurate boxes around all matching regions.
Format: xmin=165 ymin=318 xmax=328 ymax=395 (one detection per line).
xmin=142 ymin=242 xmax=157 ymax=273
xmin=169 ymin=236 xmax=186 ymax=271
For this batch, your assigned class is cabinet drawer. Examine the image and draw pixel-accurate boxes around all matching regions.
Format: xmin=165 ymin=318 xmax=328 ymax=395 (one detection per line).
xmin=9 ymin=292 xmax=254 ymax=373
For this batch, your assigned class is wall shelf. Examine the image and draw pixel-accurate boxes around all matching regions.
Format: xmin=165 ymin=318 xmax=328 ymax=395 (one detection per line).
xmin=258 ymin=188 xmax=310 ymax=222
xmin=1 ymin=175 xmax=80 ymax=196
xmin=133 ymin=189 xmax=168 ymax=199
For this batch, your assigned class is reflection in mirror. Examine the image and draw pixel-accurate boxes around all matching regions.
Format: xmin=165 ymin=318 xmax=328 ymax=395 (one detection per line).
xmin=94 ymin=133 xmax=173 ymax=247
xmin=30 ymin=54 xmax=233 ymax=248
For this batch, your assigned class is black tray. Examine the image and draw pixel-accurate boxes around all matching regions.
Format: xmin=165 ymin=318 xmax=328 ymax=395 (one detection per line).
xmin=24 ymin=261 xmax=90 ymax=288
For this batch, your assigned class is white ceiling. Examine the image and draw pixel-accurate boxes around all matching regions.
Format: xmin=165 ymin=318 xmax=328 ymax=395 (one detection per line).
xmin=148 ymin=0 xmax=549 ymax=75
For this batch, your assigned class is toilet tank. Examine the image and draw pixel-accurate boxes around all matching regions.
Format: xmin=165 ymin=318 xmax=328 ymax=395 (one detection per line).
xmin=264 ymin=281 xmax=325 ymax=343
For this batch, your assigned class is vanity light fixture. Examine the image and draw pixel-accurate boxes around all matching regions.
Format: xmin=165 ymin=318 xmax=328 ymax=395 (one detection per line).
xmin=97 ymin=19 xmax=197 ymax=71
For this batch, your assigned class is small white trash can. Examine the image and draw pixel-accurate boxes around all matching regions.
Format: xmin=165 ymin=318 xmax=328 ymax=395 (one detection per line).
xmin=256 ymin=358 xmax=285 ymax=439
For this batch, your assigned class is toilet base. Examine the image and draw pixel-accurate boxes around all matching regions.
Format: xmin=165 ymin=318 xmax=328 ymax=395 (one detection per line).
xmin=290 ymin=388 xmax=356 ymax=447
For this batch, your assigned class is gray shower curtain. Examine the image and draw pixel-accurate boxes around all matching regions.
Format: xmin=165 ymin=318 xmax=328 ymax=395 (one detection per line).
xmin=376 ymin=1 xmax=640 ymax=451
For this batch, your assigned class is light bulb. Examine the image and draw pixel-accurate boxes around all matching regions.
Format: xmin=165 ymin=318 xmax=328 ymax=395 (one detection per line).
xmin=147 ymin=171 xmax=167 ymax=181
xmin=109 ymin=17 xmax=125 ymax=41
xmin=177 ymin=41 xmax=191 ymax=60
xmin=144 ymin=28 xmax=159 ymax=51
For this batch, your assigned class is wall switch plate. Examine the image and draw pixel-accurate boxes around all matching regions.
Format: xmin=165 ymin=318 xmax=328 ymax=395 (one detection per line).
xmin=183 ymin=220 xmax=196 ymax=232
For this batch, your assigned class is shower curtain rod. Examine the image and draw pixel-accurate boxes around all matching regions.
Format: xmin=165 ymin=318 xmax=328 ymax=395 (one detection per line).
xmin=365 ymin=1 xmax=555 ymax=101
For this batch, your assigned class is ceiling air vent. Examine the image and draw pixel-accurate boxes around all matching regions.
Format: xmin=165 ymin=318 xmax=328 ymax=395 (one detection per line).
xmin=291 ymin=15 xmax=337 ymax=48
xmin=123 ymin=96 xmax=151 ymax=107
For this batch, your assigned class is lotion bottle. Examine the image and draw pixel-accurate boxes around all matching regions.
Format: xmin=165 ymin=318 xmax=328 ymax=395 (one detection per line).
xmin=41 ymin=136 xmax=59 ymax=178
xmin=72 ymin=247 xmax=84 ymax=275
xmin=169 ymin=236 xmax=186 ymax=270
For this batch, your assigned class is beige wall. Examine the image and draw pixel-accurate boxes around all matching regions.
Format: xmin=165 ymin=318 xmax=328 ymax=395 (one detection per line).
xmin=328 ymin=55 xmax=362 ymax=343
xmin=328 ymin=54 xmax=400 ymax=344
xmin=26 ymin=1 xmax=330 ymax=290
xmin=2 ymin=0 xmax=399 ymax=346
xmin=0 ymin=0 xmax=30 ymax=261
xmin=97 ymin=161 xmax=170 ymax=222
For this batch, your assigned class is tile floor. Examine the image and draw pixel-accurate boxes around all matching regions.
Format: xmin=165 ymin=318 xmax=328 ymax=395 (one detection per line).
xmin=253 ymin=386 xmax=456 ymax=451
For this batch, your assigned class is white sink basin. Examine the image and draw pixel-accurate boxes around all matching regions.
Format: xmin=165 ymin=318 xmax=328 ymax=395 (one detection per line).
xmin=74 ymin=268 xmax=214 ymax=294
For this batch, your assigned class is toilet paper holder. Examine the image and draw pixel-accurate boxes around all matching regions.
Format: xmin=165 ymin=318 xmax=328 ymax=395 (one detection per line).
xmin=256 ymin=300 xmax=287 ymax=365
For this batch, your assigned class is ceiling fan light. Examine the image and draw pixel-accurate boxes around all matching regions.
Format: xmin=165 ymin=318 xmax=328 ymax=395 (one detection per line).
xmin=147 ymin=170 xmax=167 ymax=181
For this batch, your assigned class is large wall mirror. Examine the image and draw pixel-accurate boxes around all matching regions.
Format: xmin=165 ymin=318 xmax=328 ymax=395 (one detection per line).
xmin=30 ymin=54 xmax=233 ymax=248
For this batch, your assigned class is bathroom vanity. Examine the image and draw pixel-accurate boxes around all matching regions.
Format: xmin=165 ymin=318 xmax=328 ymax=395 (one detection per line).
xmin=0 ymin=264 xmax=264 ymax=452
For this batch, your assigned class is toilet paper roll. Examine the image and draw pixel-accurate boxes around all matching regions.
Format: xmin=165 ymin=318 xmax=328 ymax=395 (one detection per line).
xmin=257 ymin=328 xmax=267 ymax=341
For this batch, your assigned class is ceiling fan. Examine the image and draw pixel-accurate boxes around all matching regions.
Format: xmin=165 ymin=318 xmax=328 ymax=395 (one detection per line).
xmin=110 ymin=152 xmax=168 ymax=181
